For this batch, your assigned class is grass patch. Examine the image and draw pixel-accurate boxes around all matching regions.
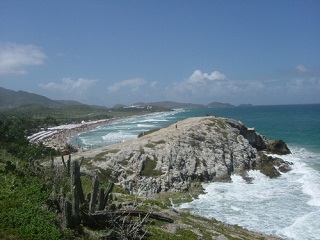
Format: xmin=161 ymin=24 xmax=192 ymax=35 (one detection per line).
xmin=138 ymin=128 xmax=161 ymax=137
xmin=93 ymin=149 xmax=120 ymax=161
xmin=140 ymin=156 xmax=162 ymax=177
xmin=145 ymin=143 xmax=155 ymax=148
xmin=93 ymin=151 xmax=107 ymax=161
xmin=154 ymin=139 xmax=166 ymax=144
xmin=139 ymin=147 xmax=145 ymax=154
xmin=97 ymin=167 xmax=119 ymax=183
xmin=0 ymin=174 xmax=61 ymax=240
xmin=206 ymin=118 xmax=226 ymax=130
xmin=189 ymin=140 xmax=200 ymax=148
xmin=106 ymin=149 xmax=120 ymax=154
xmin=148 ymin=227 xmax=199 ymax=240
xmin=119 ymin=159 xmax=128 ymax=165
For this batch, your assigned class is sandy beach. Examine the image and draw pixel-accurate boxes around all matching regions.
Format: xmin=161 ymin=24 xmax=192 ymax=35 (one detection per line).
xmin=27 ymin=118 xmax=116 ymax=150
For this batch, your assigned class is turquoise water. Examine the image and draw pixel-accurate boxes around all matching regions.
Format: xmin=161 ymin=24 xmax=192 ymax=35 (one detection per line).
xmin=71 ymin=104 xmax=320 ymax=239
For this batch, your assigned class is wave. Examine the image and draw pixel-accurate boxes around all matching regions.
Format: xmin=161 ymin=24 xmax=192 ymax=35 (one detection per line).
xmin=280 ymin=147 xmax=320 ymax=207
xmin=180 ymin=146 xmax=320 ymax=240
xmin=101 ymin=132 xmax=137 ymax=142
xmin=278 ymin=209 xmax=320 ymax=240
xmin=136 ymin=124 xmax=157 ymax=128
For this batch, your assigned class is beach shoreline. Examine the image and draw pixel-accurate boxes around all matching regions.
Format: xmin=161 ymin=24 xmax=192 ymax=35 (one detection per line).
xmin=27 ymin=118 xmax=118 ymax=150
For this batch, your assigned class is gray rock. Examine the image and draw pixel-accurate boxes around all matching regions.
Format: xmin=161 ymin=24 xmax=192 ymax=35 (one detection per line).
xmin=84 ymin=116 xmax=291 ymax=195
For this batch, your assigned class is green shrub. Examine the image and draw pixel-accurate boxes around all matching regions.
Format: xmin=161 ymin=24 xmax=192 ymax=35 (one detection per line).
xmin=145 ymin=143 xmax=155 ymax=148
xmin=0 ymin=174 xmax=61 ymax=240
xmin=140 ymin=156 xmax=162 ymax=176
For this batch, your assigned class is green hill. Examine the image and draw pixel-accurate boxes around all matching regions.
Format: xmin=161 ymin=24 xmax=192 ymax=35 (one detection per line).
xmin=0 ymin=87 xmax=76 ymax=108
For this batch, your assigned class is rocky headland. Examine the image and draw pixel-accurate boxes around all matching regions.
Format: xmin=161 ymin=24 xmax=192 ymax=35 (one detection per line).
xmin=72 ymin=116 xmax=292 ymax=195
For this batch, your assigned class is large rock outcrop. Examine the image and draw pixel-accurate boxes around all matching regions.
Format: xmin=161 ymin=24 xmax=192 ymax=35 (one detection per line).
xmin=79 ymin=116 xmax=291 ymax=195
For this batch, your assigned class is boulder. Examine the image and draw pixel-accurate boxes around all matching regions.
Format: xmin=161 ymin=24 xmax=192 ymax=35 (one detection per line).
xmin=267 ymin=140 xmax=291 ymax=155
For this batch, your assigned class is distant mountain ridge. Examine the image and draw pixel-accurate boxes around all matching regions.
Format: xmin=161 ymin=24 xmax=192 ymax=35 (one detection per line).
xmin=0 ymin=87 xmax=83 ymax=108
xmin=133 ymin=101 xmax=235 ymax=109
xmin=1 ymin=86 xmax=251 ymax=110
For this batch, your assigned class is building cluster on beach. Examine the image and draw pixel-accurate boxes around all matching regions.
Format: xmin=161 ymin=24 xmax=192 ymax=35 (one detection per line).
xmin=27 ymin=119 xmax=112 ymax=150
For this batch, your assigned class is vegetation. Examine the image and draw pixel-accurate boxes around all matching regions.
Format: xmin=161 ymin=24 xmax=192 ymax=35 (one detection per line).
xmin=138 ymin=128 xmax=161 ymax=138
xmin=140 ymin=156 xmax=162 ymax=177
xmin=0 ymin=152 xmax=61 ymax=239
xmin=0 ymin=103 xmax=168 ymax=125
xmin=0 ymin=116 xmax=58 ymax=159
xmin=0 ymin=105 xmax=278 ymax=239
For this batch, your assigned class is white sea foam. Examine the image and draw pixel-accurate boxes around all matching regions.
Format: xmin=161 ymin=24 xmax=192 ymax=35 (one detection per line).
xmin=73 ymin=109 xmax=185 ymax=148
xmin=180 ymin=146 xmax=320 ymax=239
xmin=101 ymin=132 xmax=136 ymax=143
xmin=278 ymin=209 xmax=320 ymax=240
xmin=137 ymin=124 xmax=156 ymax=128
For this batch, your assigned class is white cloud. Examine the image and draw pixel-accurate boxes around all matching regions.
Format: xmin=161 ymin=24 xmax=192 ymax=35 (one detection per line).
xmin=287 ymin=77 xmax=320 ymax=93
xmin=150 ymin=81 xmax=158 ymax=89
xmin=188 ymin=70 xmax=226 ymax=84
xmin=40 ymin=77 xmax=97 ymax=94
xmin=296 ymin=64 xmax=308 ymax=73
xmin=165 ymin=69 xmax=267 ymax=103
xmin=0 ymin=42 xmax=46 ymax=75
xmin=172 ymin=69 xmax=228 ymax=94
xmin=108 ymin=78 xmax=146 ymax=92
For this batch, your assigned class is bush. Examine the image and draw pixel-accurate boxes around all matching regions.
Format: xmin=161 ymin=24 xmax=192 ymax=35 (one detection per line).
xmin=0 ymin=174 xmax=61 ymax=240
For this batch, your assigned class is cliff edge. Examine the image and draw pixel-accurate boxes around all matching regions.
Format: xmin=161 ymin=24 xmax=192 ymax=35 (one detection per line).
xmin=77 ymin=116 xmax=291 ymax=195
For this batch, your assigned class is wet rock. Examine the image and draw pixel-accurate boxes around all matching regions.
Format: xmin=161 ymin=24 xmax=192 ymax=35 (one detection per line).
xmin=267 ymin=139 xmax=291 ymax=155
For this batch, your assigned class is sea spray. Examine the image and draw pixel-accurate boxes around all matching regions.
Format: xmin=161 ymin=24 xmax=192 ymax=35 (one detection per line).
xmin=180 ymin=147 xmax=320 ymax=240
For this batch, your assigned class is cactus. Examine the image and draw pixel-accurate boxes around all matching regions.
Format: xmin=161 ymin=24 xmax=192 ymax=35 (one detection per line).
xmin=79 ymin=156 xmax=84 ymax=166
xmin=71 ymin=160 xmax=85 ymax=225
xmin=52 ymin=156 xmax=118 ymax=230
xmin=89 ymin=176 xmax=99 ymax=213
xmin=50 ymin=154 xmax=54 ymax=169
xmin=104 ymin=182 xmax=114 ymax=208
xmin=61 ymin=154 xmax=71 ymax=176
xmin=97 ymin=188 xmax=105 ymax=211
xmin=67 ymin=156 xmax=71 ymax=176
xmin=61 ymin=155 xmax=66 ymax=168
xmin=62 ymin=198 xmax=73 ymax=228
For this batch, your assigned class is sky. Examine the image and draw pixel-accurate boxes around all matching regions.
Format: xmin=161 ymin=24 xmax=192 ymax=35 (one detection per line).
xmin=0 ymin=0 xmax=320 ymax=107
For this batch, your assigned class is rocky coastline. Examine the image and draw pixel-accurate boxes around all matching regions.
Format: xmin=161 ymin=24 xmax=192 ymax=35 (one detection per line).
xmin=70 ymin=116 xmax=292 ymax=195
xmin=46 ymin=115 xmax=293 ymax=239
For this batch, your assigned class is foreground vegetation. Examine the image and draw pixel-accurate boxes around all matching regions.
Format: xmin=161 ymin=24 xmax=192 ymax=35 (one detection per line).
xmin=0 ymin=106 xmax=281 ymax=239
xmin=0 ymin=151 xmax=280 ymax=239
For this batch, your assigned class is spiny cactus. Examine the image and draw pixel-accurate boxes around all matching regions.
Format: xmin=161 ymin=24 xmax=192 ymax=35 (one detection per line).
xmin=71 ymin=160 xmax=81 ymax=225
xmin=61 ymin=154 xmax=71 ymax=176
xmin=62 ymin=197 xmax=73 ymax=228
xmin=97 ymin=188 xmax=105 ymax=211
xmin=89 ymin=175 xmax=99 ymax=213
xmin=52 ymin=155 xmax=118 ymax=229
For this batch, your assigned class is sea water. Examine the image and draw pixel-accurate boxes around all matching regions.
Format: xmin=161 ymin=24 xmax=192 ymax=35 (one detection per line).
xmin=70 ymin=104 xmax=320 ymax=239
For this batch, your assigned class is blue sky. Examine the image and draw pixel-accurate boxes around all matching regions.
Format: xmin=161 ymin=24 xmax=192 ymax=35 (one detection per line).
xmin=1 ymin=0 xmax=319 ymax=106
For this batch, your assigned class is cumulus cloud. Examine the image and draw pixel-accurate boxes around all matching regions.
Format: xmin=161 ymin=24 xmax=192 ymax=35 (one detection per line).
xmin=40 ymin=77 xmax=97 ymax=94
xmin=165 ymin=69 xmax=267 ymax=103
xmin=108 ymin=78 xmax=146 ymax=92
xmin=172 ymin=69 xmax=228 ymax=94
xmin=188 ymin=70 xmax=226 ymax=84
xmin=0 ymin=42 xmax=46 ymax=75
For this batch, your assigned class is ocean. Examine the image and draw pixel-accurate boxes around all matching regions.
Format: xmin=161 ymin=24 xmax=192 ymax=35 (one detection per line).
xmin=70 ymin=104 xmax=320 ymax=240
